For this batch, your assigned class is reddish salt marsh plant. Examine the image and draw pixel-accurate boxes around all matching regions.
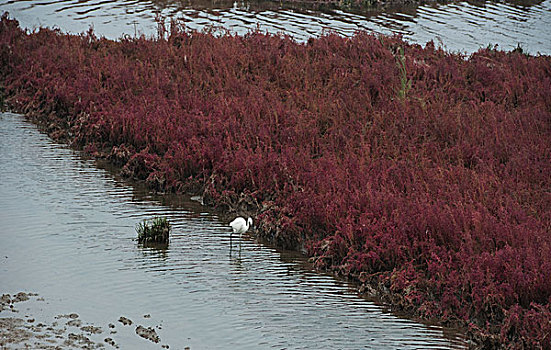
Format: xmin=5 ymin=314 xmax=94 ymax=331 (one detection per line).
xmin=1 ymin=13 xmax=550 ymax=347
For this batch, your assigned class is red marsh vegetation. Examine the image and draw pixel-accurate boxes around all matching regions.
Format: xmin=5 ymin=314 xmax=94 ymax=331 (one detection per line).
xmin=1 ymin=13 xmax=550 ymax=348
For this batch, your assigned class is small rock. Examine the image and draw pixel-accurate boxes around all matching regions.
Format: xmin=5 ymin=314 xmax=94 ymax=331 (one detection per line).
xmin=56 ymin=313 xmax=79 ymax=320
xmin=0 ymin=294 xmax=11 ymax=304
xmin=80 ymin=325 xmax=102 ymax=334
xmin=118 ymin=316 xmax=132 ymax=326
xmin=135 ymin=325 xmax=160 ymax=343
xmin=67 ymin=332 xmax=91 ymax=345
xmin=66 ymin=319 xmax=82 ymax=327
xmin=13 ymin=292 xmax=29 ymax=303
xmin=104 ymin=337 xmax=117 ymax=347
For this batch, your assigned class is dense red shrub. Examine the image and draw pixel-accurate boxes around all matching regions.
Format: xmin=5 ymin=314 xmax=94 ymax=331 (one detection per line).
xmin=1 ymin=12 xmax=550 ymax=348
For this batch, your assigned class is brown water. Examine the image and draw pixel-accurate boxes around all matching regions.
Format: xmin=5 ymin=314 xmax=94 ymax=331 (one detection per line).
xmin=0 ymin=113 xmax=470 ymax=348
xmin=1 ymin=0 xmax=550 ymax=54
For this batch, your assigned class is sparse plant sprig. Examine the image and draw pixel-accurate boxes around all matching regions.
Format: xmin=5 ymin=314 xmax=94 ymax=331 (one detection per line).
xmin=395 ymin=46 xmax=411 ymax=101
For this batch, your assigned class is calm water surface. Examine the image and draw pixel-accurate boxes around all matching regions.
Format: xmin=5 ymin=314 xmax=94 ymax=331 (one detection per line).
xmin=0 ymin=113 xmax=469 ymax=348
xmin=0 ymin=0 xmax=550 ymax=53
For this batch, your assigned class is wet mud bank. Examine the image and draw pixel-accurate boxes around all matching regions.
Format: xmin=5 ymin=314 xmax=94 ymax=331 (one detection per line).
xmin=1 ymin=13 xmax=550 ymax=348
xmin=0 ymin=292 xmax=174 ymax=349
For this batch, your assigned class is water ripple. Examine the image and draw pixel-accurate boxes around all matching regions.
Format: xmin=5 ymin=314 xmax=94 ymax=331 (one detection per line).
xmin=0 ymin=112 xmax=468 ymax=349
xmin=1 ymin=0 xmax=549 ymax=52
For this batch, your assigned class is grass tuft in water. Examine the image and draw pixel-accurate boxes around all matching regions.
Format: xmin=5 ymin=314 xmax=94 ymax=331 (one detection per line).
xmin=136 ymin=217 xmax=171 ymax=245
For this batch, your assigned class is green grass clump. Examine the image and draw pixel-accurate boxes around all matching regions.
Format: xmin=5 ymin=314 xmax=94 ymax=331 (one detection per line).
xmin=136 ymin=217 xmax=171 ymax=245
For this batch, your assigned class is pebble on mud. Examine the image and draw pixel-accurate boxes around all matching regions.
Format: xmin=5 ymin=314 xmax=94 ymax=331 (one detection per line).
xmin=104 ymin=337 xmax=118 ymax=348
xmin=1 ymin=293 xmax=36 ymax=313
xmin=66 ymin=319 xmax=82 ymax=327
xmin=80 ymin=325 xmax=102 ymax=334
xmin=135 ymin=325 xmax=160 ymax=343
xmin=1 ymin=294 xmax=11 ymax=305
xmin=65 ymin=332 xmax=94 ymax=347
xmin=118 ymin=316 xmax=133 ymax=326
xmin=56 ymin=313 xmax=79 ymax=320
xmin=13 ymin=292 xmax=30 ymax=303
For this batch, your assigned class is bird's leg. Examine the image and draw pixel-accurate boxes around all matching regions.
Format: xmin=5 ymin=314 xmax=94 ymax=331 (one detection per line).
xmin=239 ymin=233 xmax=242 ymax=254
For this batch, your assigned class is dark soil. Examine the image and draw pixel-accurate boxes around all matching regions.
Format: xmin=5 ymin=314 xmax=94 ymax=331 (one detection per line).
xmin=0 ymin=292 xmax=174 ymax=349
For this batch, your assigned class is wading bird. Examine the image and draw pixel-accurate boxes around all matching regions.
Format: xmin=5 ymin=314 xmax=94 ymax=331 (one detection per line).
xmin=229 ymin=217 xmax=253 ymax=248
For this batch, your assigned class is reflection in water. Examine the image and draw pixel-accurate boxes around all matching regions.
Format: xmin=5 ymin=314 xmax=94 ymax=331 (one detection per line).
xmin=0 ymin=0 xmax=550 ymax=53
xmin=0 ymin=112 xmax=468 ymax=348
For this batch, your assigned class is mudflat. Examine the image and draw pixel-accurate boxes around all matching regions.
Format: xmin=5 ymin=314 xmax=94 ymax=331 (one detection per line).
xmin=0 ymin=292 xmax=175 ymax=349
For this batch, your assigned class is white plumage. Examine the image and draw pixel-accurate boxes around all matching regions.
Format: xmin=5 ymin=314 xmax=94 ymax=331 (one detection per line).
xmin=229 ymin=216 xmax=252 ymax=234
xmin=229 ymin=217 xmax=253 ymax=246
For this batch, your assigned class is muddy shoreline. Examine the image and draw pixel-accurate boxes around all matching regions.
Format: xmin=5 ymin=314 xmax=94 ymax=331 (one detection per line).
xmin=2 ymin=14 xmax=550 ymax=348
xmin=0 ymin=292 xmax=178 ymax=349
xmin=0 ymin=51 xmax=509 ymax=350
xmin=9 ymin=94 xmax=476 ymax=349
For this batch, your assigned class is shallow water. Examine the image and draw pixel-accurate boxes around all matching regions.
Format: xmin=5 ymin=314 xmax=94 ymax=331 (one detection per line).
xmin=1 ymin=0 xmax=550 ymax=54
xmin=0 ymin=113 xmax=469 ymax=348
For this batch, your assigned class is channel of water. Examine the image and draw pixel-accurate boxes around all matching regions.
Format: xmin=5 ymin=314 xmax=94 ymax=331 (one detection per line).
xmin=1 ymin=0 xmax=550 ymax=53
xmin=0 ymin=113 xmax=470 ymax=348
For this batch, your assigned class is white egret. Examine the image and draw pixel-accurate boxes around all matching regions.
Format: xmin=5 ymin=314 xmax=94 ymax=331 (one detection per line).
xmin=229 ymin=217 xmax=253 ymax=247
